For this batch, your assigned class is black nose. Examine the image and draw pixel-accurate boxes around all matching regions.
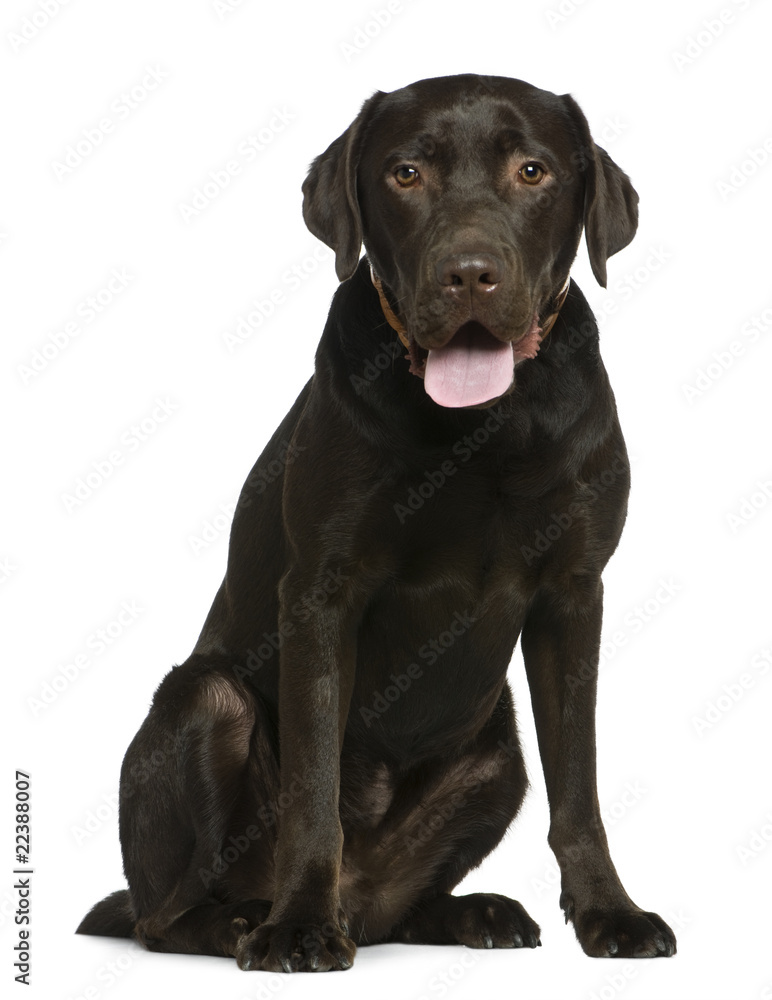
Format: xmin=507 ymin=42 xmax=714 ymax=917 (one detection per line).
xmin=435 ymin=253 xmax=504 ymax=290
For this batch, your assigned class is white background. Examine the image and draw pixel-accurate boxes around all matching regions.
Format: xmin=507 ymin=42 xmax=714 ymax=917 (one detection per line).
xmin=3 ymin=0 xmax=772 ymax=998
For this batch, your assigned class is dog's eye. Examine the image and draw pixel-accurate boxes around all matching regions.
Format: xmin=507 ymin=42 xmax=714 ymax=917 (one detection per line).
xmin=394 ymin=165 xmax=420 ymax=187
xmin=519 ymin=162 xmax=546 ymax=185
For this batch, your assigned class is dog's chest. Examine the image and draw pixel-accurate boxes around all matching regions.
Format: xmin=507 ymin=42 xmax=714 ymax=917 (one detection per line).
xmin=359 ymin=488 xmax=543 ymax=679
xmin=392 ymin=457 xmax=575 ymax=579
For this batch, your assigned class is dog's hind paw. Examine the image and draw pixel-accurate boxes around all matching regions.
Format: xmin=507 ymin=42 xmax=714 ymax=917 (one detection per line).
xmin=442 ymin=893 xmax=541 ymax=950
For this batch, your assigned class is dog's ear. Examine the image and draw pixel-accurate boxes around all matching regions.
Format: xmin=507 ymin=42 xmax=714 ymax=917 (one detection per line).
xmin=562 ymin=95 xmax=639 ymax=288
xmin=302 ymin=91 xmax=385 ymax=282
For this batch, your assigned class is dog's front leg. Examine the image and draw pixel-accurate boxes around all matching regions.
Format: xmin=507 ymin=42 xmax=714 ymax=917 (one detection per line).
xmin=236 ymin=570 xmax=357 ymax=973
xmin=520 ymin=578 xmax=677 ymax=958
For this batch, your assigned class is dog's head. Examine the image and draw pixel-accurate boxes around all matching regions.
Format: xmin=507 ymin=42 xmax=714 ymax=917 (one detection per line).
xmin=302 ymin=74 xmax=638 ymax=408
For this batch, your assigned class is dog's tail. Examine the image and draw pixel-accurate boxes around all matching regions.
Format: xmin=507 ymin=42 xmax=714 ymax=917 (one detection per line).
xmin=76 ymin=890 xmax=135 ymax=938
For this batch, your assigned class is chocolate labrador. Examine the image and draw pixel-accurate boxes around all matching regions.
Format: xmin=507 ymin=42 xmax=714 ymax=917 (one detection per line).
xmin=77 ymin=74 xmax=677 ymax=971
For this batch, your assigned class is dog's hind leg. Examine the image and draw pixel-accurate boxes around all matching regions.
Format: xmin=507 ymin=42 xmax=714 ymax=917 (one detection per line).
xmin=343 ymin=686 xmax=540 ymax=949
xmin=114 ymin=656 xmax=279 ymax=958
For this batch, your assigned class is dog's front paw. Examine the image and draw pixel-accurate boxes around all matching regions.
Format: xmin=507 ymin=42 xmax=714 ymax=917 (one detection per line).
xmin=235 ymin=914 xmax=356 ymax=972
xmin=563 ymin=896 xmax=676 ymax=958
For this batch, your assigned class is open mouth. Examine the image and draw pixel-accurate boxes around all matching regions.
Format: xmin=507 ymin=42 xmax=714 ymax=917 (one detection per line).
xmin=406 ymin=317 xmax=543 ymax=408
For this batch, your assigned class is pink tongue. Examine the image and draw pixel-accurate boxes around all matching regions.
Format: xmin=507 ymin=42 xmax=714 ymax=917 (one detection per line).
xmin=424 ymin=325 xmax=515 ymax=408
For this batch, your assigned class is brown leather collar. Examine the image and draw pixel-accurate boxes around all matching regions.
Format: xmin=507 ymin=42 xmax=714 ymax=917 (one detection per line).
xmin=370 ymin=265 xmax=570 ymax=351
xmin=370 ymin=268 xmax=410 ymax=348
xmin=538 ymin=277 xmax=571 ymax=339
